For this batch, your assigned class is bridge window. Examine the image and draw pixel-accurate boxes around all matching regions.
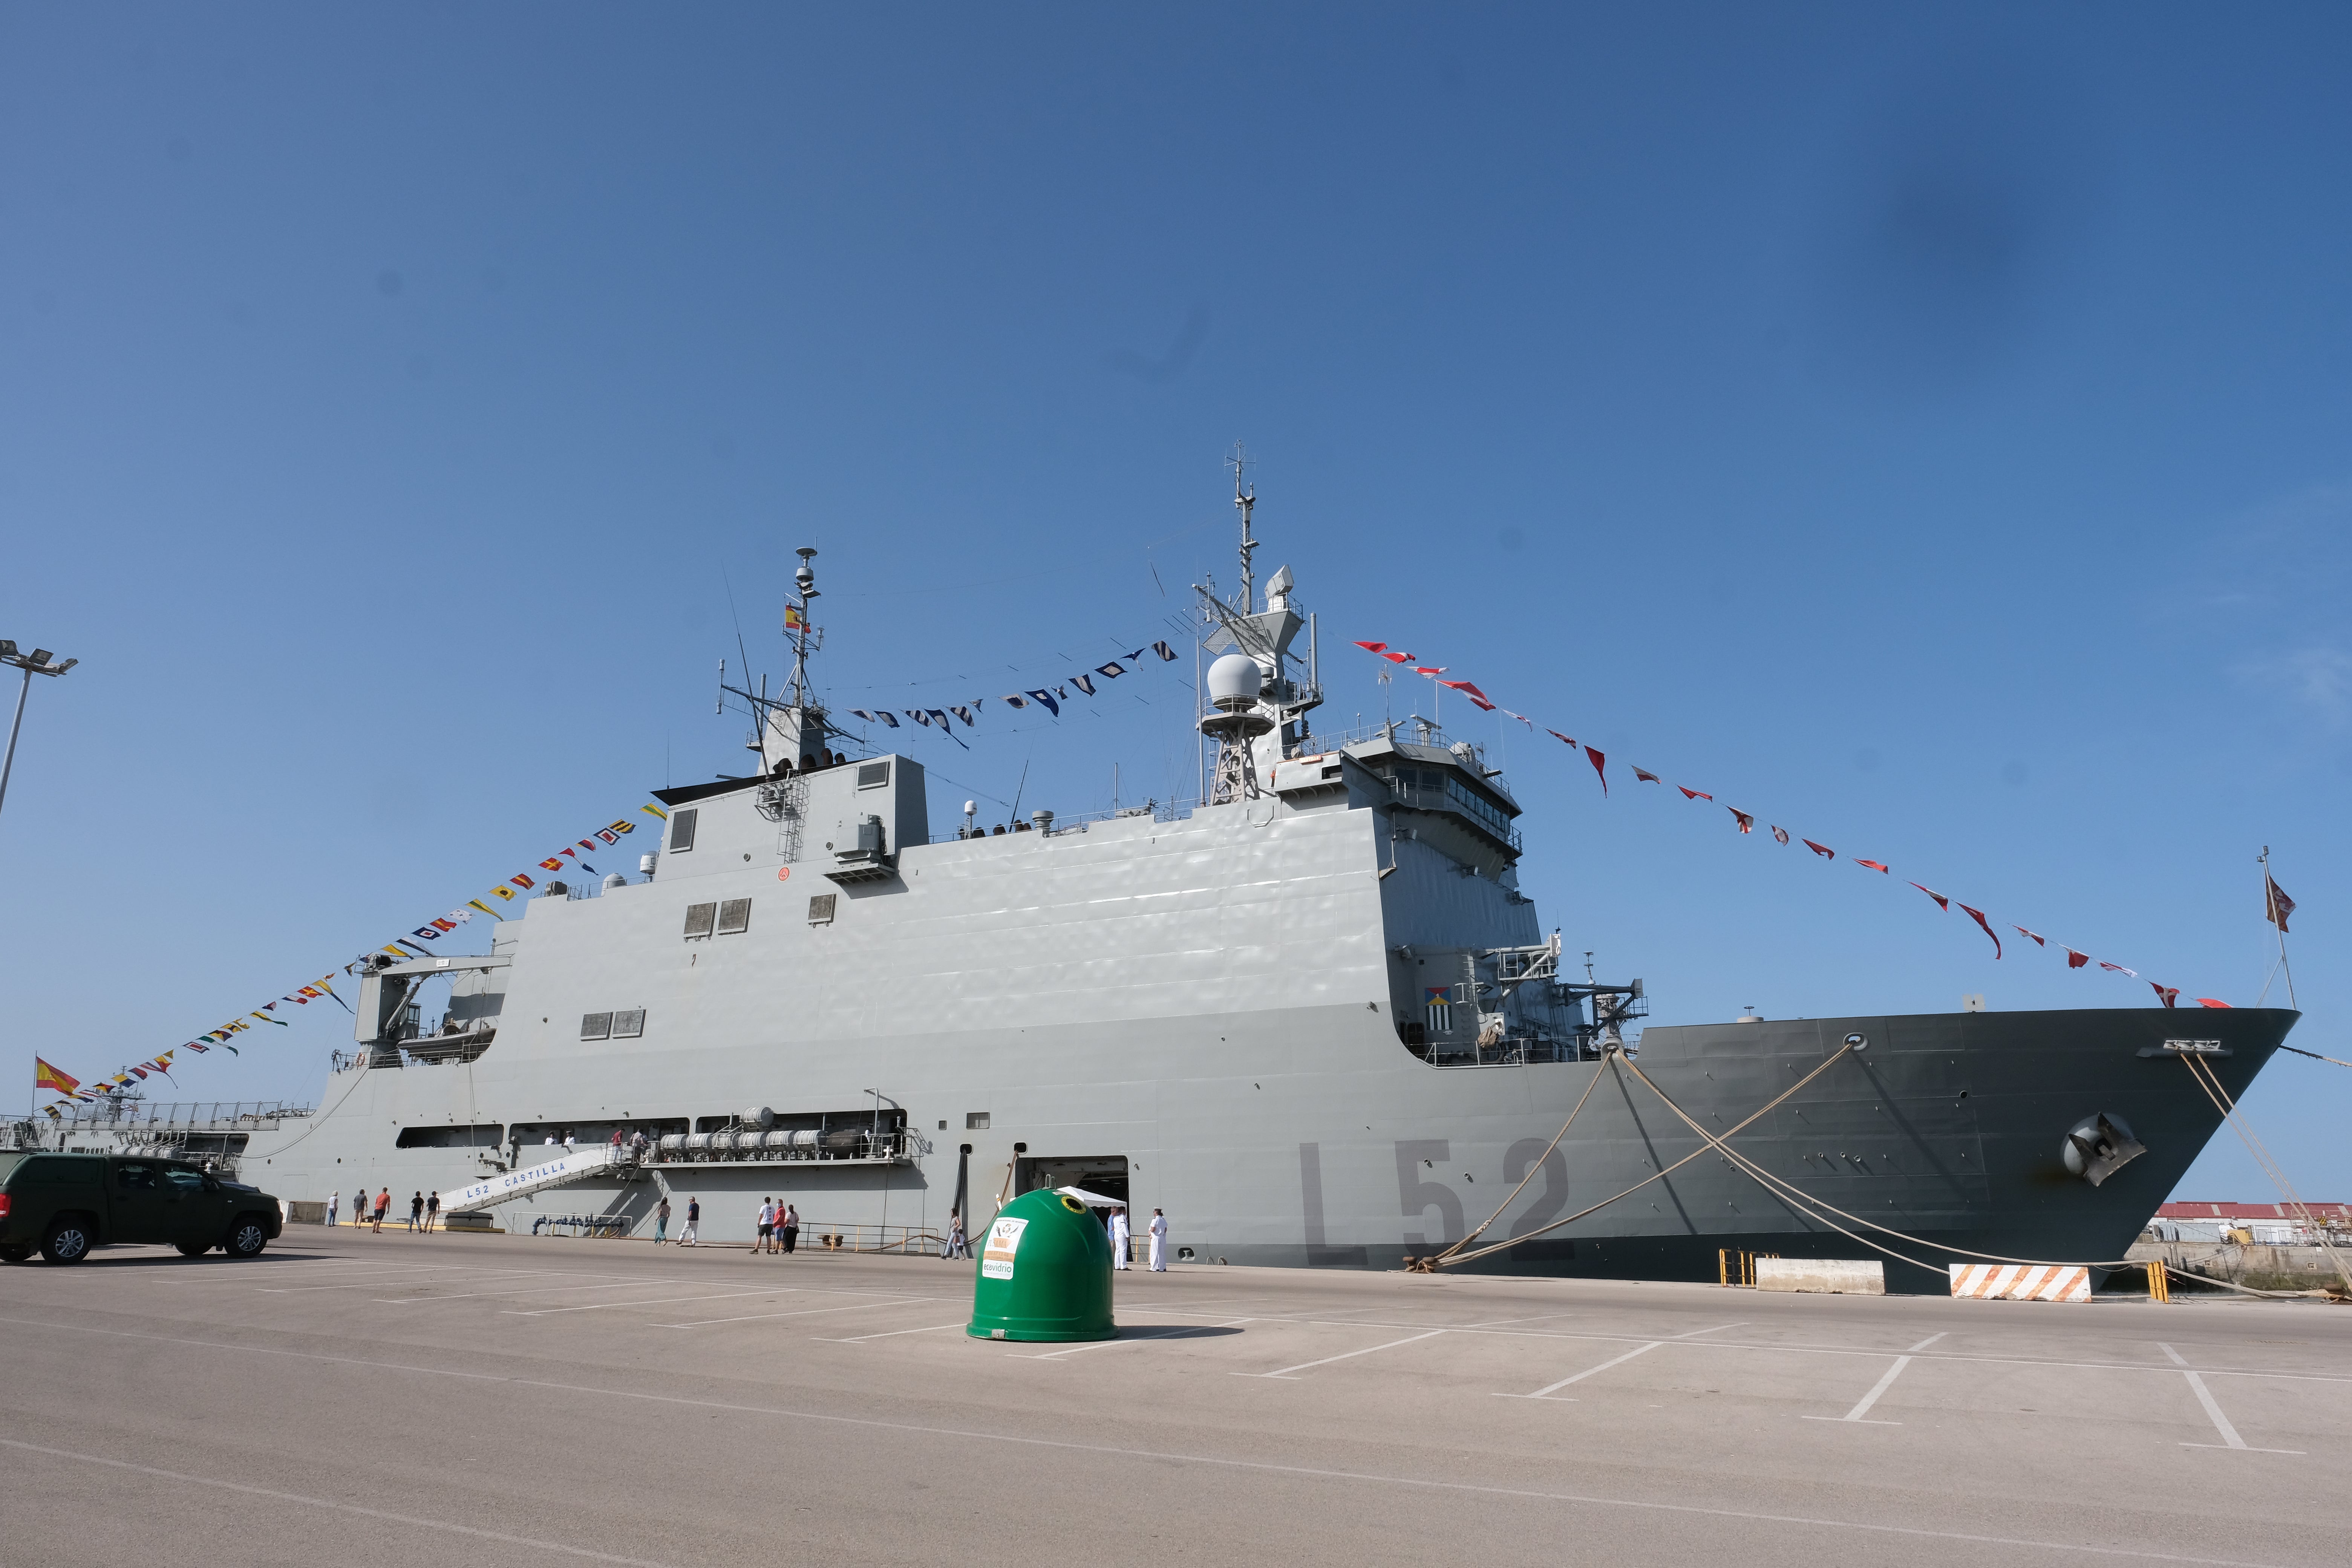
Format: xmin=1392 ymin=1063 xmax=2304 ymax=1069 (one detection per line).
xmin=669 ymin=809 xmax=698 ymax=852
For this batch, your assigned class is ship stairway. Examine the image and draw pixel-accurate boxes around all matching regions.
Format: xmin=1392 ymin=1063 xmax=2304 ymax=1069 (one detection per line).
xmin=436 ymin=1145 xmax=636 ymax=1215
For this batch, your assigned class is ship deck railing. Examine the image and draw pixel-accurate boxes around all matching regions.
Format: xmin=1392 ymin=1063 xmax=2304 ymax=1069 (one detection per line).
xmin=1423 ymin=1036 xmax=1626 ymax=1068
xmin=38 ymin=1100 xmax=313 ymax=1133
xmin=640 ymin=1139 xmax=920 ymax=1169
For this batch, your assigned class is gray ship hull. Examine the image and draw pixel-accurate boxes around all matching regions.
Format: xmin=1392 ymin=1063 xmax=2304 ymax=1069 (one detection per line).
xmin=234 ymin=775 xmax=2286 ymax=1291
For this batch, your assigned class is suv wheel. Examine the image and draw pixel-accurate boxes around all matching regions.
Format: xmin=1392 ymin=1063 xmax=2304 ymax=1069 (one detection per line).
xmin=41 ymin=1217 xmax=93 ymax=1265
xmin=175 ymin=1242 xmax=212 ymax=1258
xmin=224 ymin=1217 xmax=270 ymax=1259
xmin=0 ymin=1242 xmax=33 ymax=1264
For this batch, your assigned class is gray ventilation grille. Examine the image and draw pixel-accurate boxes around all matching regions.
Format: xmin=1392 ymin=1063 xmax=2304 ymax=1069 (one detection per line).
xmin=807 ymin=894 xmax=837 ymax=925
xmin=611 ymin=1009 xmax=645 ymax=1039
xmin=857 ymin=761 xmax=890 ymax=788
xmin=683 ymin=902 xmax=717 ymax=939
xmin=669 ymin=808 xmax=698 ymax=851
xmin=717 ymin=898 xmax=752 ymax=935
xmin=580 ymin=1012 xmax=612 ymax=1040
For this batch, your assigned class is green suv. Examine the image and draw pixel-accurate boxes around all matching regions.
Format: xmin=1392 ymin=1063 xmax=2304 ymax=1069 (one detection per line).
xmin=0 ymin=1152 xmax=283 ymax=1265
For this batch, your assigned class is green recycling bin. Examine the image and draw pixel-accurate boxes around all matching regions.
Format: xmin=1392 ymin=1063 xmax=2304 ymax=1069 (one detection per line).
xmin=967 ymin=1188 xmax=1117 ymax=1342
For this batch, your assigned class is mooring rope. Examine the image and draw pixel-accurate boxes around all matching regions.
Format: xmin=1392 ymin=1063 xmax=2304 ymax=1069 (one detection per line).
xmin=2177 ymin=1053 xmax=2352 ymax=1292
xmin=1413 ymin=1042 xmax=1858 ymax=1271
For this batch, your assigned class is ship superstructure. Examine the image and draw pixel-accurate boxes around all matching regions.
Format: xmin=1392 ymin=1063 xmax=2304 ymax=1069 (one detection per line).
xmin=28 ymin=495 xmax=2300 ymax=1287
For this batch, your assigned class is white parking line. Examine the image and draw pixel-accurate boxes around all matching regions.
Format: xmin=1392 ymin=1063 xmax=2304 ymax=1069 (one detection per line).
xmin=1802 ymin=1357 xmax=1910 ymax=1424
xmin=378 ymin=1277 xmax=700 ymax=1304
xmin=1241 ymin=1329 xmax=1447 ymax=1380
xmin=1665 ymin=1321 xmax=1747 ymax=1340
xmin=1905 ymin=1332 xmax=1948 ymax=1352
xmin=656 ymin=1298 xmax=940 ymax=1329
xmin=2161 ymin=1343 xmax=2303 ymax=1456
xmin=261 ymin=1266 xmax=548 ymax=1294
xmin=813 ymin=1320 xmax=971 ymax=1343
xmin=0 ymin=1435 xmax=676 ymax=1566
xmin=1462 ymin=1312 xmax=1578 ymax=1329
xmin=502 ymin=1289 xmax=793 ymax=1317
xmin=1503 ymin=1340 xmax=1664 ymax=1400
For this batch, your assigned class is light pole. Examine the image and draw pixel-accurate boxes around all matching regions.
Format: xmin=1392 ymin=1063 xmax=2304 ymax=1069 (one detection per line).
xmin=0 ymin=639 xmax=77 ymax=824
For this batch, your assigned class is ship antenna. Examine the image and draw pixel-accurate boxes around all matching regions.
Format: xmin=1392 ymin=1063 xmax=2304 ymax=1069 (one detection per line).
xmin=1229 ymin=441 xmax=1256 ymax=613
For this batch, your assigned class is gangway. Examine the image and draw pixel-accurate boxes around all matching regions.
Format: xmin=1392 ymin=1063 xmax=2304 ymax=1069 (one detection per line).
xmin=437 ymin=1146 xmax=633 ymax=1215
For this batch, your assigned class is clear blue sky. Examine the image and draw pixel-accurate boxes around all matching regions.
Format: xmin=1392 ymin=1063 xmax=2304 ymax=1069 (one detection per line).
xmin=3 ymin=5 xmax=2347 ymax=1200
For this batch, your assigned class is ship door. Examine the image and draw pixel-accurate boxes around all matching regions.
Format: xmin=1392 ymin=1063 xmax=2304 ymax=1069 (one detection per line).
xmin=1014 ymin=1154 xmax=1129 ymax=1209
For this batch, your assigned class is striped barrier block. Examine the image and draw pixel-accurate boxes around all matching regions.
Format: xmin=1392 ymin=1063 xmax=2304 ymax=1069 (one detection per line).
xmin=1949 ymin=1263 xmax=2091 ymax=1302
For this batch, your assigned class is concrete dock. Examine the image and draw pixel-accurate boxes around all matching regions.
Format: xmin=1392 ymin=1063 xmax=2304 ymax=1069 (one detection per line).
xmin=3 ymin=1228 xmax=2347 ymax=1567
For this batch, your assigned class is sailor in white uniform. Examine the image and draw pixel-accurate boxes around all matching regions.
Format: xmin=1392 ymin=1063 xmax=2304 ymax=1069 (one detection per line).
xmin=1148 ymin=1208 xmax=1168 ymax=1271
xmin=1107 ymin=1205 xmax=1130 ymax=1269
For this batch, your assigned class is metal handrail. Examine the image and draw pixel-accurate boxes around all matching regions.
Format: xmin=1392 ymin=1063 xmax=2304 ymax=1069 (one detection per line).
xmin=37 ymin=1099 xmax=313 ymax=1130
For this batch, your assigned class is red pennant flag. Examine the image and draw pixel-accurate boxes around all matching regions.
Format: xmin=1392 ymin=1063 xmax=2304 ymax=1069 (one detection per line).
xmin=2013 ymin=926 xmax=2046 ymax=947
xmin=1957 ymin=903 xmax=2002 ymax=958
xmin=1413 ymin=666 xmax=1447 ymax=677
xmin=2151 ymin=984 xmax=2179 ymax=1008
xmin=1803 ymin=839 xmax=1836 ymax=859
xmin=2066 ymin=949 xmax=2089 ymax=969
xmin=1633 ymin=767 xmax=1660 ymax=784
xmin=2196 ymin=997 xmax=2232 ymax=1008
xmin=2098 ymin=960 xmax=2138 ymax=977
xmin=1770 ymin=826 xmax=1790 ymax=845
xmin=510 ymin=873 xmax=536 ymax=890
xmin=1437 ymin=680 xmax=1496 ymax=711
xmin=1856 ymin=859 xmax=1890 ymax=873
xmin=1909 ymin=881 xmax=1950 ymax=911
xmin=1729 ymin=808 xmax=1754 ymax=833
xmin=1352 ymin=641 xmax=1389 ymax=654
xmin=1381 ymin=651 xmax=1414 ymax=663
xmin=1584 ymin=746 xmax=1608 ymax=795
xmin=1547 ymin=730 xmax=1577 ymax=748
xmin=1678 ymin=786 xmax=1712 ymax=801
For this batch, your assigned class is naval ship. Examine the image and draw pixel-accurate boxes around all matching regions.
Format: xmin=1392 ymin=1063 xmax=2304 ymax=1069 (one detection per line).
xmin=73 ymin=496 xmax=2302 ymax=1287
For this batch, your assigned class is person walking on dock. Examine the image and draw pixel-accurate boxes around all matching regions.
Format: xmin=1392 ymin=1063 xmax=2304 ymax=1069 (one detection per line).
xmin=424 ymin=1191 xmax=440 ymax=1233
xmin=780 ymin=1203 xmax=799 ymax=1255
xmin=681 ymin=1197 xmax=699 ymax=1246
xmin=945 ymin=1210 xmax=968 ymax=1260
xmin=653 ymin=1195 xmax=671 ymax=1244
xmin=1108 ymin=1205 xmax=1130 ymax=1270
xmin=1148 ymin=1208 xmax=1168 ymax=1271
xmin=327 ymin=1191 xmax=340 ymax=1228
xmin=409 ymin=1192 xmax=424 ymax=1232
xmin=756 ymin=1198 xmax=776 ymax=1254
xmin=372 ymin=1188 xmax=389 ymax=1233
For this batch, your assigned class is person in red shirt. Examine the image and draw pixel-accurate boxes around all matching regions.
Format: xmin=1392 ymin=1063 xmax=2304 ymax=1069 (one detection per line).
xmin=372 ymin=1188 xmax=390 ymax=1233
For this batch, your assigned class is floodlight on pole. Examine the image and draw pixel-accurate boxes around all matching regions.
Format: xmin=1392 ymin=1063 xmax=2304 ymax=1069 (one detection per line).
xmin=0 ymin=638 xmax=77 ymax=824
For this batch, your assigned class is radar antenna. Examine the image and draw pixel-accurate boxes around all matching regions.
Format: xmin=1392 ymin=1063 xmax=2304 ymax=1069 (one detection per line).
xmin=1229 ymin=441 xmax=1256 ymax=615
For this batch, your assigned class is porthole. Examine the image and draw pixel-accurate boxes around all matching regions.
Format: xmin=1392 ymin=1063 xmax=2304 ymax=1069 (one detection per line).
xmin=1844 ymin=1033 xmax=1868 ymax=1051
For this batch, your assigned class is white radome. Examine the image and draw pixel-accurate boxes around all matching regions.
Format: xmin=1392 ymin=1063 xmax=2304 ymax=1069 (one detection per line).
xmin=1206 ymin=652 xmax=1265 ymax=710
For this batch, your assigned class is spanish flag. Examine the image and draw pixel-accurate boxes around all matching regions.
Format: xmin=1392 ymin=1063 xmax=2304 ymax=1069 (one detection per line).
xmin=34 ymin=1057 xmax=79 ymax=1095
